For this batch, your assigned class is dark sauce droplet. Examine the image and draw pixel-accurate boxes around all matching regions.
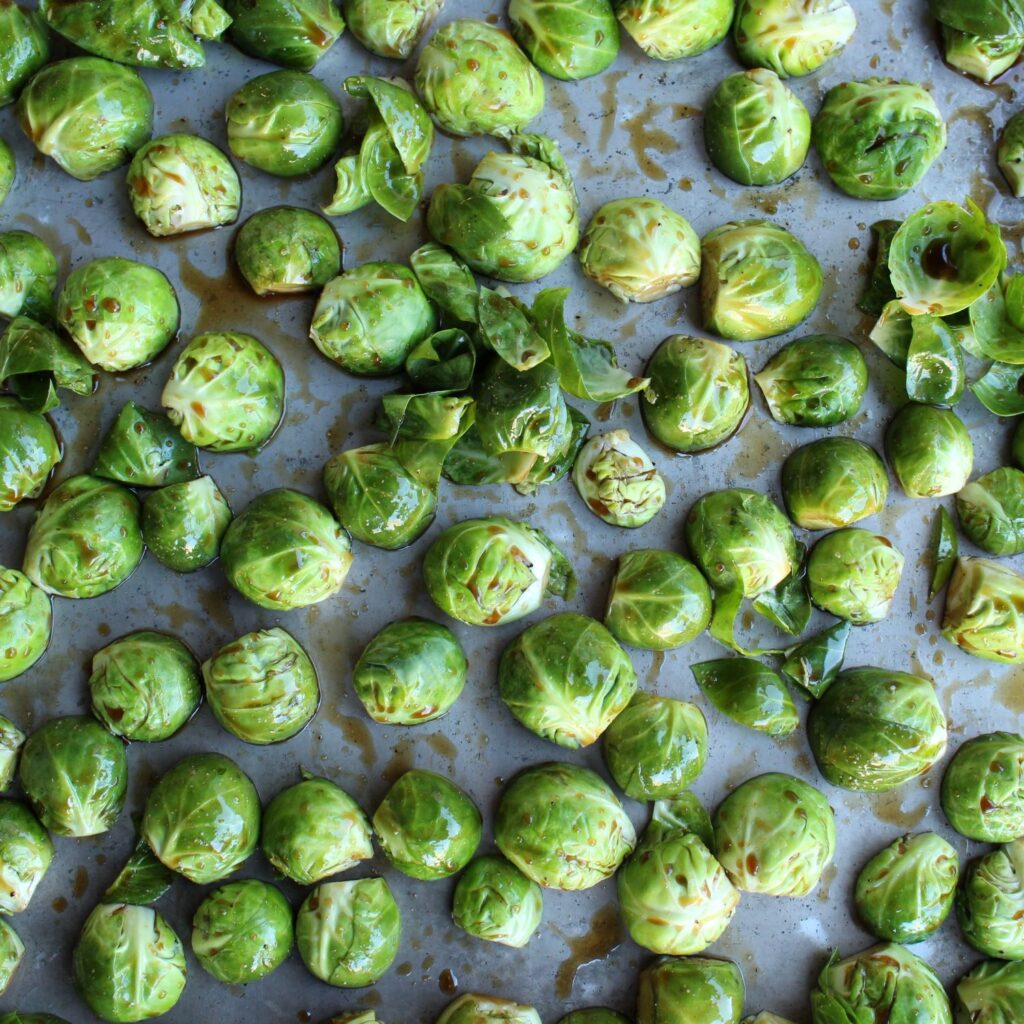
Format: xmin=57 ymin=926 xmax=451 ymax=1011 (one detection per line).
xmin=439 ymin=968 xmax=458 ymax=994
xmin=922 ymin=239 xmax=958 ymax=281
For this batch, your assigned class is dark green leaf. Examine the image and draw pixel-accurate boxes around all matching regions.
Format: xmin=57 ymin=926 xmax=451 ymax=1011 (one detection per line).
xmin=323 ymin=153 xmax=372 ymax=216
xmin=971 ymin=360 xmax=1024 ymax=416
xmin=753 ymin=543 xmax=811 ymax=637
xmin=442 ymin=423 xmax=539 ymax=485
xmin=94 ymin=402 xmax=199 ymax=487
xmin=0 ymin=316 xmax=95 ymax=412
xmin=868 ymin=300 xmax=913 ymax=367
xmin=103 ymin=838 xmax=174 ymax=905
xmin=514 ymin=405 xmax=590 ymax=496
xmin=405 ymin=329 xmax=476 ymax=392
xmin=928 ymin=506 xmax=959 ymax=602
xmin=691 ymin=657 xmax=799 ymax=736
xmin=779 ymin=620 xmax=851 ymax=700
xmin=858 ymin=219 xmax=901 ymax=316
xmin=970 ymin=281 xmax=1024 ymax=365
xmin=478 ymin=288 xmax=549 ymax=371
xmin=906 ymin=314 xmax=965 ymax=406
xmin=409 ymin=242 xmax=479 ymax=324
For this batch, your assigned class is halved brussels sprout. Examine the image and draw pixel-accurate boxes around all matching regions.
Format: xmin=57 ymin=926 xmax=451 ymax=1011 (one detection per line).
xmin=692 ymin=658 xmax=799 ymax=736
xmin=636 ymin=957 xmax=744 ymax=1024
xmin=103 ymin=837 xmax=175 ymax=906
xmin=807 ymin=528 xmax=904 ymax=624
xmin=578 ymin=197 xmax=699 ymax=302
xmin=94 ymin=402 xmax=198 ymax=488
xmin=438 ymin=996 xmax=542 ymax=1024
xmin=956 ymin=468 xmax=1024 ymax=556
xmin=509 ymin=0 xmax=619 ymax=80
xmin=0 ymin=717 xmax=24 ymax=791
xmin=0 ymin=918 xmax=22 ymax=994
xmin=808 ymin=667 xmax=947 ymax=792
xmin=904 ymin=314 xmax=965 ymax=406
xmin=0 ymin=232 xmax=57 ymax=321
xmin=0 ymin=3 xmax=50 ymax=107
xmin=734 ymin=0 xmax=855 ymax=76
xmin=342 ymin=0 xmax=442 ymax=59
xmin=999 ymin=112 xmax=1024 ymax=196
xmin=452 ymin=855 xmax=543 ymax=948
xmin=236 ymin=206 xmax=340 ymax=295
xmin=17 ymin=58 xmax=153 ymax=180
xmin=142 ymin=753 xmax=260 ymax=883
xmin=943 ymin=26 xmax=1024 ymax=84
xmin=0 ymin=800 xmax=52 ymax=913
xmin=559 ymin=1010 xmax=629 ymax=1024
xmin=162 ymin=331 xmax=285 ymax=451
xmin=614 ymin=0 xmax=732 ymax=60
xmin=957 ymin=839 xmax=1024 ymax=958
xmin=700 ymin=220 xmax=822 ymax=341
xmin=142 ymin=476 xmax=231 ymax=572
xmin=942 ymin=732 xmax=1024 ymax=841
xmin=495 ymin=761 xmax=636 ymax=890
xmin=955 ymin=959 xmax=1024 ymax=1024
xmin=89 ymin=631 xmax=200 ymax=742
xmin=572 ymin=430 xmax=665 ymax=528
xmin=0 ymin=140 xmax=12 ymax=208
xmin=943 ymin=557 xmax=1024 ymax=663
xmin=0 ymin=567 xmax=50 ymax=682
xmin=885 ymin=403 xmax=973 ymax=499
xmin=226 ymin=0 xmax=346 ymax=69
xmin=0 ymin=397 xmax=59 ymax=511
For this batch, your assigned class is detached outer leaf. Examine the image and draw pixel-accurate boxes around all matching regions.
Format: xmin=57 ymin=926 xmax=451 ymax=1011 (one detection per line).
xmin=103 ymin=837 xmax=175 ymax=905
xmin=410 ymin=243 xmax=480 ymax=325
xmin=525 ymin=522 xmax=576 ymax=599
xmin=478 ymin=288 xmax=550 ymax=371
xmin=970 ymin=281 xmax=1024 ymax=365
xmin=858 ymin=220 xmax=901 ymax=316
xmin=869 ymin=300 xmax=913 ymax=367
xmin=392 ymin=405 xmax=476 ymax=489
xmin=0 ymin=316 xmax=95 ymax=412
xmin=971 ymin=360 xmax=1024 ymax=416
xmin=344 ymin=76 xmax=433 ymax=174
xmin=359 ymin=118 xmax=422 ymax=222
xmin=405 ymin=329 xmax=476 ymax=392
xmin=708 ymin=587 xmax=787 ymax=658
xmin=507 ymin=132 xmax=576 ymax=193
xmin=378 ymin=392 xmax=473 ymax=443
xmin=906 ymin=314 xmax=965 ymax=406
xmin=442 ymin=424 xmax=539 ymax=485
xmin=323 ymin=154 xmax=372 ymax=216
xmin=780 ymin=621 xmax=851 ymax=700
xmin=928 ymin=506 xmax=959 ymax=602
xmin=427 ymin=183 xmax=511 ymax=259
xmin=753 ymin=543 xmax=811 ymax=637
xmin=691 ymin=657 xmax=799 ymax=736
xmin=514 ymin=405 xmax=590 ymax=496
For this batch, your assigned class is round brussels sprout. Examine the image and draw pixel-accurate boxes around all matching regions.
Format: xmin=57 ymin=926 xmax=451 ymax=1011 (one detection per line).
xmin=72 ymin=903 xmax=186 ymax=1023
xmin=438 ymin=996 xmax=542 ymax=1024
xmin=957 ymin=840 xmax=1024 ymax=958
xmin=142 ymin=753 xmax=260 ymax=883
xmin=808 ymin=667 xmax=947 ymax=792
xmin=999 ymin=112 xmax=1024 ymax=197
xmin=942 ymin=732 xmax=1024 ymax=842
xmin=127 ymin=134 xmax=240 ymax=237
xmin=57 ymin=257 xmax=179 ymax=372
xmin=192 ymin=879 xmax=293 ymax=984
xmin=943 ymin=557 xmax=1024 ymax=664
xmin=734 ymin=0 xmax=856 ymax=77
xmin=0 ymin=800 xmax=52 ymax=913
xmin=603 ymin=693 xmax=707 ymax=800
xmin=572 ymin=431 xmax=666 ymax=528
xmin=615 ymin=0 xmax=732 ymax=60
xmin=0 ymin=567 xmax=50 ymax=682
xmin=886 ymin=403 xmax=974 ymax=500
xmin=89 ymin=631 xmax=201 ymax=742
xmin=142 ymin=476 xmax=232 ymax=572
xmin=495 ymin=761 xmax=636 ymax=890
xmin=162 ymin=331 xmax=285 ymax=452
xmin=700 ymin=220 xmax=822 ymax=341
xmin=713 ymin=773 xmax=835 ymax=897
xmin=202 ymin=627 xmax=320 ymax=744
xmin=509 ymin=0 xmax=619 ymax=80
xmin=296 ymin=878 xmax=401 ymax=987
xmin=0 ymin=230 xmax=58 ymax=321
xmin=0 ymin=140 xmax=13 ymax=208
xmin=262 ymin=773 xmax=373 ymax=885
xmin=754 ymin=335 xmax=867 ymax=427
xmin=342 ymin=0 xmax=443 ymax=59
xmin=373 ymin=769 xmax=481 ymax=880
xmin=807 ymin=528 xmax=904 ymax=624
xmin=226 ymin=70 xmax=342 ymax=176
xmin=415 ymin=19 xmax=543 ymax=136
xmin=855 ymin=833 xmax=959 ymax=944
xmin=227 ymin=0 xmax=347 ymax=70
xmin=578 ymin=197 xmax=699 ymax=303
xmin=236 ymin=206 xmax=340 ymax=296
xmin=310 ymin=262 xmax=436 ymax=376
xmin=559 ymin=1012 xmax=628 ymax=1024
xmin=0 ymin=3 xmax=50 ymax=107
xmin=0 ymin=717 xmax=24 ymax=791
xmin=352 ymin=617 xmax=467 ymax=726
xmin=640 ymin=336 xmax=749 ymax=453
xmin=0 ymin=398 xmax=59 ymax=512
xmin=452 ymin=854 xmax=543 ymax=948
xmin=955 ymin=959 xmax=1024 ymax=1024
xmin=0 ymin=917 xmax=23 ymax=994
xmin=956 ymin=468 xmax=1024 ymax=557
xmin=812 ymin=79 xmax=947 ymax=201
xmin=604 ymin=549 xmax=712 ymax=651
xmin=636 ymin=956 xmax=745 ymax=1024
xmin=704 ymin=69 xmax=810 ymax=186
xmin=221 ymin=489 xmax=352 ymax=610
xmin=17 ymin=58 xmax=152 ymax=180
xmin=93 ymin=401 xmax=197 ymax=488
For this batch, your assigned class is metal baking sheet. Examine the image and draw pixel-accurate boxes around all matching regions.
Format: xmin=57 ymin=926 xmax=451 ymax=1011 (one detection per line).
xmin=1 ymin=1 xmax=1022 ymax=1021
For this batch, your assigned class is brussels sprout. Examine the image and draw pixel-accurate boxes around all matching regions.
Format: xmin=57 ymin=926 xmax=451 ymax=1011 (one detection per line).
xmin=640 ymin=335 xmax=749 ymax=452
xmin=341 ymin=0 xmax=441 ymax=58
xmin=509 ymin=0 xmax=619 ymax=80
xmin=142 ymin=753 xmax=260 ymax=883
xmin=956 ymin=468 xmax=1024 ymax=556
xmin=192 ymin=879 xmax=293 ymax=984
xmin=94 ymin=402 xmax=198 ymax=488
xmin=999 ymin=112 xmax=1024 ymax=196
xmin=0 ymin=567 xmax=50 ymax=682
xmin=236 ymin=206 xmax=340 ymax=296
xmin=0 ymin=717 xmax=24 ymax=791
xmin=226 ymin=0 xmax=346 ymax=69
xmin=437 ymin=995 xmax=542 ymax=1024
xmin=741 ymin=1017 xmax=795 ymax=1024
xmin=0 ymin=1017 xmax=70 ymax=1024
xmin=22 ymin=475 xmax=143 ymax=599
xmin=886 ymin=404 xmax=974 ymax=499
xmin=415 ymin=19 xmax=543 ymax=136
xmin=296 ymin=878 xmax=401 ymax=987
xmin=734 ymin=0 xmax=855 ymax=77
xmin=559 ymin=1011 xmax=629 ymax=1024
xmin=614 ymin=0 xmax=732 ymax=60
xmin=943 ymin=557 xmax=1024 ymax=663
xmin=423 ymin=516 xmax=574 ymax=627
xmin=636 ymin=957 xmax=745 ymax=1024
xmin=904 ymin=314 xmax=965 ymax=407
xmin=0 ymin=3 xmax=50 ymax=107
xmin=221 ymin=489 xmax=352 ymax=610
xmin=142 ymin=476 xmax=231 ymax=573
xmin=780 ymin=620 xmax=850 ymax=700
xmin=0 ymin=800 xmax=52 ymax=913
xmin=0 ymin=233 xmax=57 ymax=322
xmin=943 ymin=26 xmax=1024 ymax=84
xmin=928 ymin=0 xmax=1024 ymax=38
xmin=955 ymin=959 xmax=1024 ymax=1024
xmin=452 ymin=855 xmax=543 ymax=948
xmin=808 ymin=667 xmax=947 ymax=792
xmin=89 ymin=631 xmax=200 ymax=742
xmin=812 ymin=79 xmax=946 ymax=201
xmin=0 ymin=140 xmax=12 ymax=207
xmin=572 ymin=431 xmax=666 ymax=528
xmin=942 ymin=732 xmax=1024 ymax=841
xmin=0 ymin=918 xmax=22 ymax=994
xmin=127 ymin=134 xmax=239 ymax=238
xmin=807 ymin=529 xmax=904 ymax=625
xmin=261 ymin=773 xmax=372 ymax=885
xmin=0 ymin=317 xmax=94 ymax=415
xmin=162 ymin=331 xmax=285 ymax=452
xmin=957 ymin=839 xmax=1024 ymax=958
xmin=17 ymin=58 xmax=152 ymax=180
xmin=103 ymin=837 xmax=175 ymax=906
xmin=692 ymin=658 xmax=799 ymax=736
xmin=704 ymin=69 xmax=810 ymax=186
xmin=0 ymin=397 xmax=59 ymax=511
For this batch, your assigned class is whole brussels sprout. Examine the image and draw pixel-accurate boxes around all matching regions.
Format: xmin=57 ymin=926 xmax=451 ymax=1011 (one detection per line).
xmin=956 ymin=468 xmax=1024 ymax=556
xmin=999 ymin=112 xmax=1024 ymax=197
xmin=704 ymin=69 xmax=810 ymax=186
xmin=310 ymin=262 xmax=436 ymax=376
xmin=807 ymin=528 xmax=904 ymax=624
xmin=943 ymin=557 xmax=1024 ymax=664
xmin=943 ymin=26 xmax=1024 ymax=85
xmin=452 ymin=854 xmax=543 ymax=948
xmin=813 ymin=79 xmax=947 ymax=201
xmin=415 ymin=19 xmax=543 ymax=136
xmin=614 ymin=0 xmax=732 ymax=60
xmin=262 ymin=773 xmax=373 ymax=884
xmin=192 ymin=879 xmax=293 ymax=984
xmin=236 ymin=206 xmax=340 ymax=296
xmin=559 ymin=1012 xmax=629 ymax=1024
xmin=142 ymin=476 xmax=232 ymax=572
xmin=0 ymin=140 xmax=12 ymax=208
xmin=437 ymin=996 xmax=542 ymax=1024
xmin=72 ymin=903 xmax=186 ymax=1023
xmin=226 ymin=70 xmax=342 ymax=176
xmin=162 ymin=331 xmax=285 ymax=452
xmin=578 ymin=197 xmax=699 ymax=302
xmin=373 ymin=769 xmax=481 ymax=880
xmin=93 ymin=402 xmax=198 ymax=488
xmin=89 ymin=631 xmax=201 ymax=742
xmin=754 ymin=335 xmax=867 ymax=427
xmin=127 ymin=134 xmax=240 ymax=238
xmin=572 ymin=431 xmax=666 ymax=528
xmin=0 ymin=232 xmax=57 ymax=322
xmin=296 ymin=878 xmax=401 ymax=987
xmin=957 ymin=839 xmax=1024 ymax=958
xmin=58 ymin=257 xmax=179 ymax=372
xmin=955 ymin=959 xmax=1024 ymax=1024
xmin=734 ymin=0 xmax=856 ymax=77
xmin=942 ymin=732 xmax=1024 ymax=841
xmin=342 ymin=0 xmax=442 ymax=59
xmin=17 ymin=58 xmax=152 ymax=180
xmin=226 ymin=0 xmax=346 ymax=69
xmin=221 ymin=489 xmax=352 ymax=610
xmin=640 ymin=336 xmax=749 ymax=452
xmin=854 ymin=833 xmax=959 ymax=943
xmin=352 ymin=617 xmax=467 ymax=725
xmin=0 ymin=397 xmax=59 ymax=511
xmin=0 ymin=3 xmax=50 ymax=107
xmin=0 ymin=567 xmax=50 ymax=682
xmin=495 ymin=761 xmax=636 ymax=890
xmin=886 ymin=404 xmax=973 ymax=499
xmin=636 ymin=956 xmax=744 ymax=1024
xmin=0 ymin=716 xmax=24 ymax=791
xmin=0 ymin=800 xmax=52 ymax=913
xmin=700 ymin=220 xmax=822 ymax=341
xmin=142 ymin=753 xmax=260 ymax=883
xmin=0 ymin=917 xmax=23 ymax=994
xmin=202 ymin=628 xmax=320 ymax=744
xmin=509 ymin=0 xmax=619 ymax=80
xmin=808 ymin=667 xmax=947 ymax=792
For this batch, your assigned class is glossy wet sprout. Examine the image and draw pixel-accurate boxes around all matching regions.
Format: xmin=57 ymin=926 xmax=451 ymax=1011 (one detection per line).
xmin=0 ymin=568 xmax=50 ymax=683
xmin=807 ymin=528 xmax=904 ymax=624
xmin=93 ymin=402 xmax=198 ymax=488
xmin=0 ymin=917 xmax=23 ymax=994
xmin=957 ymin=838 xmax=1024 ymax=958
xmin=956 ymin=468 xmax=1024 ymax=556
xmin=342 ymin=0 xmax=444 ymax=59
xmin=0 ymin=800 xmax=53 ymax=913
xmin=886 ymin=404 xmax=973 ymax=498
xmin=142 ymin=476 xmax=232 ymax=572
xmin=437 ymin=995 xmax=542 ymax=1024
xmin=0 ymin=2 xmax=50 ymax=107
xmin=236 ymin=206 xmax=340 ymax=295
xmin=0 ymin=398 xmax=59 ymax=512
xmin=636 ymin=956 xmax=745 ymax=1024
xmin=227 ymin=0 xmax=347 ymax=69
xmin=0 ymin=717 xmax=25 ymax=791
xmin=734 ymin=0 xmax=856 ymax=77
xmin=942 ymin=557 xmax=1024 ymax=663
xmin=509 ymin=0 xmax=620 ymax=80
xmin=954 ymin=959 xmax=1024 ymax=1024
xmin=0 ymin=141 xmax=12 ymax=208
xmin=452 ymin=855 xmax=544 ymax=948
xmin=942 ymin=732 xmax=1024 ymax=842
xmin=939 ymin=18 xmax=1024 ymax=84
xmin=615 ymin=0 xmax=732 ymax=60
xmin=572 ymin=430 xmax=666 ymax=527
xmin=0 ymin=231 xmax=57 ymax=322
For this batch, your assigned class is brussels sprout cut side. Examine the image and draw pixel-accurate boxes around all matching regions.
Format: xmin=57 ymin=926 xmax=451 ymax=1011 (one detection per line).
xmin=958 ymin=838 xmax=1024 ymax=959
xmin=509 ymin=0 xmax=619 ymax=80
xmin=227 ymin=0 xmax=346 ymax=70
xmin=0 ymin=799 xmax=53 ymax=913
xmin=942 ymin=557 xmax=1024 ymax=663
xmin=0 ymin=567 xmax=50 ymax=682
xmin=343 ymin=0 xmax=443 ymax=60
xmin=437 ymin=995 xmax=542 ymax=1024
xmin=635 ymin=956 xmax=745 ymax=1024
xmin=955 ymin=959 xmax=1024 ymax=1024
xmin=615 ymin=0 xmax=732 ymax=61
xmin=734 ymin=0 xmax=856 ymax=77
xmin=572 ymin=430 xmax=666 ymax=527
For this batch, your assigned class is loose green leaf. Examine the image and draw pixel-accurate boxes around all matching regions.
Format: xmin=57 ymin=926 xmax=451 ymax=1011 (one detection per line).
xmin=1005 ymin=274 xmax=1024 ymax=330
xmin=323 ymin=154 xmax=372 ymax=216
xmin=928 ymin=506 xmax=959 ymax=602
xmin=971 ymin=360 xmax=1024 ymax=416
xmin=478 ymin=288 xmax=550 ymax=371
xmin=378 ymin=392 xmax=474 ymax=443
xmin=344 ymin=76 xmax=433 ymax=174
xmin=0 ymin=316 xmax=95 ymax=412
xmin=514 ymin=405 xmax=590 ymax=496
xmin=858 ymin=219 xmax=901 ymax=316
xmin=442 ymin=424 xmax=539 ymax=486
xmin=409 ymin=243 xmax=479 ymax=324
xmin=752 ymin=544 xmax=811 ymax=637
xmin=103 ymin=837 xmax=175 ymax=905
xmin=405 ymin=330 xmax=476 ymax=392
xmin=906 ymin=314 xmax=965 ymax=406
xmin=869 ymin=300 xmax=913 ymax=367
xmin=691 ymin=658 xmax=799 ymax=736
xmin=779 ymin=621 xmax=851 ymax=700
xmin=359 ymin=118 xmax=422 ymax=222
xmin=970 ymin=281 xmax=1024 ymax=365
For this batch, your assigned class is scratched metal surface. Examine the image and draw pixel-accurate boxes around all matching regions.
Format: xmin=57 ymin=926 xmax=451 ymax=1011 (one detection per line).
xmin=0 ymin=1 xmax=1021 ymax=1022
